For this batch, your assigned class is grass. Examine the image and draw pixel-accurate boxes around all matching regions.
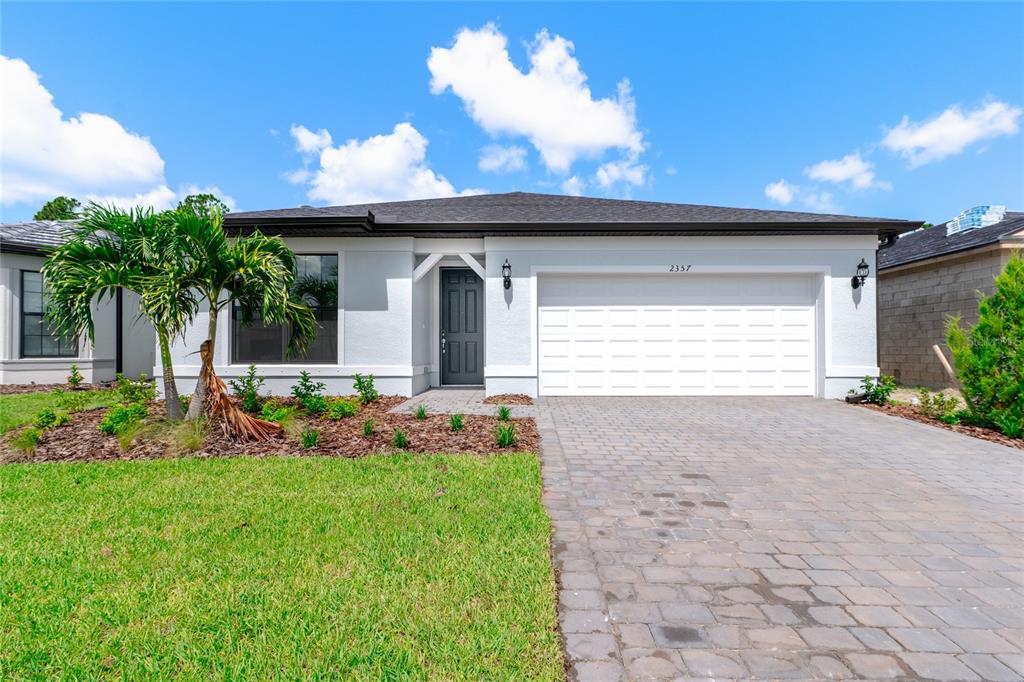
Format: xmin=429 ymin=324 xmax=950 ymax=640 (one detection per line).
xmin=0 ymin=389 xmax=116 ymax=435
xmin=0 ymin=454 xmax=562 ymax=680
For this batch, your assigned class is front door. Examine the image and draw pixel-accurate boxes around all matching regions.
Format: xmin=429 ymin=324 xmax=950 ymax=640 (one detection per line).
xmin=441 ymin=268 xmax=484 ymax=385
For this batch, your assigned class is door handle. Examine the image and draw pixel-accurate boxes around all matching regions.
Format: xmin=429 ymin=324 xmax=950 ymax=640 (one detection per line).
xmin=441 ymin=330 xmax=447 ymax=354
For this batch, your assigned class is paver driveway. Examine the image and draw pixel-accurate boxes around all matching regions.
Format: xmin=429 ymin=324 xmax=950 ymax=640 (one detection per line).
xmin=535 ymin=397 xmax=1024 ymax=681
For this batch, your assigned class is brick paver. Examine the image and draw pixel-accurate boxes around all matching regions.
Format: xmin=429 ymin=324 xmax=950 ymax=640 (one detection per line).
xmin=402 ymin=392 xmax=1024 ymax=680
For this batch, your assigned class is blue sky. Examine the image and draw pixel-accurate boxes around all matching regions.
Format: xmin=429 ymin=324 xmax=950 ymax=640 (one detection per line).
xmin=2 ymin=2 xmax=1022 ymax=223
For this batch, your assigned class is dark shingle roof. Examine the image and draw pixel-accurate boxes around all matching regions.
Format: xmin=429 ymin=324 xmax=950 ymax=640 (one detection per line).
xmin=878 ymin=211 xmax=1024 ymax=270
xmin=0 ymin=220 xmax=79 ymax=255
xmin=225 ymin=192 xmax=918 ymax=237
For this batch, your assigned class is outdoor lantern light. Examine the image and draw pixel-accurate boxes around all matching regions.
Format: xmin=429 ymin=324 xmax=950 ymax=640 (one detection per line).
xmin=502 ymin=259 xmax=512 ymax=290
xmin=851 ymin=258 xmax=870 ymax=289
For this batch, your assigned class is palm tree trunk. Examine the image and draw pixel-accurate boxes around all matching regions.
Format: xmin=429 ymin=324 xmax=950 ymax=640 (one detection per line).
xmin=159 ymin=328 xmax=184 ymax=421
xmin=186 ymin=302 xmax=218 ymax=420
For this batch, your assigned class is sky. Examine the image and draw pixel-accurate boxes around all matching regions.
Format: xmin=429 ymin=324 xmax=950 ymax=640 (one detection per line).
xmin=2 ymin=2 xmax=1022 ymax=224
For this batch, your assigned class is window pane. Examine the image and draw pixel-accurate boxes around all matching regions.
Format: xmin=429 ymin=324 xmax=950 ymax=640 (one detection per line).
xmin=40 ymin=334 xmax=59 ymax=356
xmin=22 ymin=335 xmax=41 ymax=357
xmin=21 ymin=271 xmax=77 ymax=358
xmin=22 ymin=271 xmax=42 ymax=294
xmin=23 ymin=290 xmax=43 ymax=314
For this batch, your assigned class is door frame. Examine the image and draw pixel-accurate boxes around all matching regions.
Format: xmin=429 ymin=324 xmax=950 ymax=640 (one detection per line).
xmin=438 ymin=266 xmax=485 ymax=387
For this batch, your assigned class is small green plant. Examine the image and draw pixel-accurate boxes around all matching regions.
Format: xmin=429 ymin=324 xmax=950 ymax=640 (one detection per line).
xmin=292 ymin=371 xmax=328 ymax=414
xmin=10 ymin=427 xmax=42 ymax=454
xmin=496 ymin=405 xmax=512 ymax=421
xmin=495 ymin=423 xmax=516 ymax=448
xmin=415 ymin=405 xmax=428 ymax=420
xmin=939 ymin=413 xmax=961 ymax=425
xmin=172 ymin=417 xmax=209 ymax=454
xmin=392 ymin=428 xmax=409 ymax=449
xmin=228 ymin=364 xmax=266 ymax=413
xmin=353 ymin=373 xmax=379 ymax=404
xmin=362 ymin=418 xmax=375 ymax=437
xmin=98 ymin=402 xmax=147 ymax=436
xmin=33 ymin=409 xmax=58 ymax=429
xmin=66 ymin=363 xmax=83 ymax=388
xmin=300 ymin=427 xmax=320 ymax=449
xmin=179 ymin=394 xmax=192 ymax=412
xmin=115 ymin=373 xmax=157 ymax=405
xmin=860 ymin=375 xmax=897 ymax=405
xmin=917 ymin=389 xmax=961 ymax=420
xmin=449 ymin=413 xmax=464 ymax=432
xmin=57 ymin=391 xmax=87 ymax=412
xmin=52 ymin=412 xmax=71 ymax=427
xmin=260 ymin=401 xmax=296 ymax=425
xmin=327 ymin=397 xmax=360 ymax=420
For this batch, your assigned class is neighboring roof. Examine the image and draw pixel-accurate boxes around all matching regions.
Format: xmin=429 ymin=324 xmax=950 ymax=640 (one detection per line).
xmin=224 ymin=192 xmax=919 ymax=237
xmin=0 ymin=220 xmax=79 ymax=255
xmin=878 ymin=211 xmax=1024 ymax=270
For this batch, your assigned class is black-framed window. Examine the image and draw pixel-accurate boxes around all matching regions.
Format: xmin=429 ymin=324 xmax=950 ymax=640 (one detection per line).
xmin=232 ymin=254 xmax=339 ymax=364
xmin=20 ymin=270 xmax=77 ymax=358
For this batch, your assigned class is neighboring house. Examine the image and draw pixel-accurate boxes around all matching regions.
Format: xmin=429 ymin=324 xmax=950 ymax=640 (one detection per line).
xmin=878 ymin=206 xmax=1023 ymax=389
xmin=159 ymin=192 xmax=917 ymax=399
xmin=0 ymin=220 xmax=155 ymax=384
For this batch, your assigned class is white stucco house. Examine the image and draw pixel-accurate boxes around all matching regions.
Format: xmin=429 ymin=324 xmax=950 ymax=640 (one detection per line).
xmin=1 ymin=193 xmax=919 ymax=398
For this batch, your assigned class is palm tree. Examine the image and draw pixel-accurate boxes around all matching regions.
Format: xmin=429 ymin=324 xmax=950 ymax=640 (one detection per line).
xmin=170 ymin=209 xmax=317 ymax=420
xmin=42 ymin=205 xmax=196 ymax=420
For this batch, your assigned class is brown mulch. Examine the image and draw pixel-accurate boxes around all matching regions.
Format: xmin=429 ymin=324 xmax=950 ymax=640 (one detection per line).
xmin=859 ymin=403 xmax=1023 ymax=450
xmin=482 ymin=393 xmax=535 ymax=405
xmin=1 ymin=395 xmax=539 ymax=464
xmin=0 ymin=383 xmax=107 ymax=395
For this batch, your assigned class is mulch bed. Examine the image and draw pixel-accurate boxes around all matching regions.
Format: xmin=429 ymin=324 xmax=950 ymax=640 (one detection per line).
xmin=859 ymin=403 xmax=1023 ymax=450
xmin=2 ymin=395 xmax=539 ymax=464
xmin=482 ymin=393 xmax=535 ymax=405
xmin=0 ymin=383 xmax=108 ymax=395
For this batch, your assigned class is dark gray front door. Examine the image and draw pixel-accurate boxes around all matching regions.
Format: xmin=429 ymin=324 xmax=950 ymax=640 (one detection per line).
xmin=441 ymin=268 xmax=483 ymax=385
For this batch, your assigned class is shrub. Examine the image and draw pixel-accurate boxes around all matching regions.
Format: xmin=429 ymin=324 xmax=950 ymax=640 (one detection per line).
xmin=98 ymin=402 xmax=147 ymax=436
xmin=300 ymin=427 xmax=320 ymax=449
xmin=115 ymin=373 xmax=156 ymax=405
xmin=939 ymin=414 xmax=961 ymax=425
xmin=496 ymin=405 xmax=512 ymax=421
xmin=327 ymin=397 xmax=360 ymax=420
xmin=415 ymin=405 xmax=427 ymax=420
xmin=228 ymin=364 xmax=266 ymax=413
xmin=291 ymin=371 xmax=327 ymax=414
xmin=362 ymin=419 xmax=375 ymax=437
xmin=495 ymin=423 xmax=516 ymax=448
xmin=260 ymin=401 xmax=296 ymax=425
xmin=917 ymin=389 xmax=961 ymax=420
xmin=172 ymin=418 xmax=209 ymax=454
xmin=10 ymin=427 xmax=42 ymax=454
xmin=860 ymin=375 xmax=897 ymax=405
xmin=392 ymin=428 xmax=409 ymax=449
xmin=67 ymin=363 xmax=83 ymax=388
xmin=57 ymin=391 xmax=87 ymax=412
xmin=179 ymin=394 xmax=192 ymax=412
xmin=33 ymin=409 xmax=58 ymax=429
xmin=353 ymin=373 xmax=379 ymax=404
xmin=52 ymin=412 xmax=71 ymax=427
xmin=947 ymin=256 xmax=1024 ymax=438
xmin=449 ymin=413 xmax=464 ymax=432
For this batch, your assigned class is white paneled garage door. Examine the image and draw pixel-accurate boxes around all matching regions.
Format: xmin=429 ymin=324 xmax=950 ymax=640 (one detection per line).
xmin=538 ymin=274 xmax=817 ymax=396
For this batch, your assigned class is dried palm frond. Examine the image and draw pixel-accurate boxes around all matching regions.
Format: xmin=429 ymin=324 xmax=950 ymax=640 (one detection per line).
xmin=199 ymin=341 xmax=280 ymax=441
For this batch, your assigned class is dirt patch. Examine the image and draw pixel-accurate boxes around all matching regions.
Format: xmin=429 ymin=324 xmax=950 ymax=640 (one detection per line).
xmin=482 ymin=393 xmax=534 ymax=405
xmin=0 ymin=383 xmax=107 ymax=395
xmin=2 ymin=395 xmax=539 ymax=464
xmin=859 ymin=403 xmax=1023 ymax=450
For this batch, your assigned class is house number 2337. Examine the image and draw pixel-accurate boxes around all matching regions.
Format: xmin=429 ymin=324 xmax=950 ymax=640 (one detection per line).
xmin=668 ymin=264 xmax=692 ymax=272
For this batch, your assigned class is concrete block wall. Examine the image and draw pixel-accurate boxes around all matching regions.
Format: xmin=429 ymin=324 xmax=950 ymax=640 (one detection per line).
xmin=878 ymin=248 xmax=1009 ymax=389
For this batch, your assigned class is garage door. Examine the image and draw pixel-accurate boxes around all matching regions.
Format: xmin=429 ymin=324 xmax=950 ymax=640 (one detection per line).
xmin=537 ymin=274 xmax=817 ymax=396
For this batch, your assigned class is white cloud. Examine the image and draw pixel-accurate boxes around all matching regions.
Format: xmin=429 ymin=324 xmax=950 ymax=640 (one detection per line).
xmin=428 ymin=24 xmax=644 ymax=176
xmin=85 ymin=184 xmax=237 ymax=213
xmin=596 ymin=153 xmax=647 ymax=189
xmin=804 ymin=152 xmax=891 ymax=191
xmin=288 ymin=122 xmax=484 ymax=205
xmin=882 ymin=100 xmax=1022 ymax=167
xmin=478 ymin=144 xmax=527 ymax=173
xmin=764 ymin=179 xmax=795 ymax=206
xmin=561 ymin=175 xmax=585 ymax=196
xmin=290 ymin=124 xmax=332 ymax=154
xmin=665 ymin=166 xmax=678 ymax=177
xmin=764 ymin=179 xmax=839 ymax=213
xmin=1 ymin=55 xmax=166 ymax=206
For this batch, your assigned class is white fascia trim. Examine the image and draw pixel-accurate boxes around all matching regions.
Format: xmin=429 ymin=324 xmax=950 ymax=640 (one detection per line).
xmin=413 ymin=253 xmax=444 ymax=283
xmin=489 ymin=235 xmax=877 ymax=252
xmin=458 ymin=253 xmax=486 ymax=280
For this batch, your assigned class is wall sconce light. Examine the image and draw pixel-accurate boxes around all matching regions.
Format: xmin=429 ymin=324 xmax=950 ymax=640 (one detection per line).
xmin=851 ymin=258 xmax=870 ymax=289
xmin=501 ymin=259 xmax=512 ymax=290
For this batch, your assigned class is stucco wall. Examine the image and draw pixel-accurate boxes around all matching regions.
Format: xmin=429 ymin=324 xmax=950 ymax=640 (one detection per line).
xmin=878 ymin=247 xmax=1013 ymax=389
xmin=483 ymin=235 xmax=881 ymax=399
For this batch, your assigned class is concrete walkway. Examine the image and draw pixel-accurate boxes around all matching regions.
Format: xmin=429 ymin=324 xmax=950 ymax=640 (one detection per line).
xmin=398 ymin=391 xmax=1024 ymax=681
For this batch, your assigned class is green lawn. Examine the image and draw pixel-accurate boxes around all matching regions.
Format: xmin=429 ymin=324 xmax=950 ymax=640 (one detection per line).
xmin=0 ymin=389 xmax=116 ymax=434
xmin=0 ymin=455 xmax=563 ymax=680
